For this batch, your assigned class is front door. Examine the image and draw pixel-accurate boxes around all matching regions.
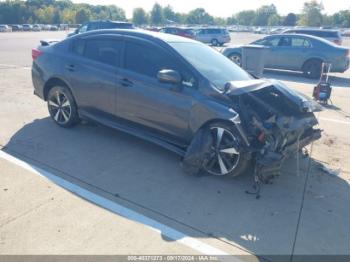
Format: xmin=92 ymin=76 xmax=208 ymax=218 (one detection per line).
xmin=116 ymin=39 xmax=197 ymax=141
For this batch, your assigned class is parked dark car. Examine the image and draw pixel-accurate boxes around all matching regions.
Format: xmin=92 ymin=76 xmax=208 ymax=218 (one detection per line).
xmin=282 ymin=29 xmax=343 ymax=45
xmin=11 ymin=25 xmax=23 ymax=31
xmin=50 ymin=25 xmax=59 ymax=31
xmin=32 ymin=30 xmax=321 ymax=177
xmin=222 ymin=34 xmax=349 ymax=78
xmin=159 ymin=27 xmax=195 ymax=39
xmin=68 ymin=20 xmax=134 ymax=37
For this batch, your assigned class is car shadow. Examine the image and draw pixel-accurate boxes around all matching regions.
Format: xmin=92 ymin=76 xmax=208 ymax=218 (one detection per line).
xmin=321 ymin=103 xmax=350 ymax=118
xmin=263 ymin=69 xmax=350 ymax=88
xmin=2 ymin=117 xmax=350 ymax=259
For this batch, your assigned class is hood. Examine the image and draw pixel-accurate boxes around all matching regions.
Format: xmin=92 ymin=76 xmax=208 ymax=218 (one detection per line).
xmin=221 ymin=45 xmax=243 ymax=53
xmin=225 ymin=78 xmax=322 ymax=113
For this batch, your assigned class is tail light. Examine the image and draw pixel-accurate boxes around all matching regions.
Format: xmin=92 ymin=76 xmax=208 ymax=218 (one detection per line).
xmin=32 ymin=48 xmax=42 ymax=60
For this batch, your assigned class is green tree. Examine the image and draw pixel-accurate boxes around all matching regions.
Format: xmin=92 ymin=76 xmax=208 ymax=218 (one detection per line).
xmin=214 ymin=17 xmax=226 ymax=26
xmin=268 ymin=14 xmax=280 ymax=26
xmin=283 ymin=13 xmax=297 ymax=26
xmin=186 ymin=8 xmax=213 ymax=25
xmin=254 ymin=4 xmax=277 ymax=26
xmin=75 ymin=8 xmax=90 ymax=24
xmin=163 ymin=5 xmax=178 ymax=23
xmin=236 ymin=10 xmax=256 ymax=25
xmin=298 ymin=1 xmax=323 ymax=27
xmin=132 ymin=8 xmax=148 ymax=25
xmin=332 ymin=10 xmax=350 ymax=27
xmin=226 ymin=15 xmax=237 ymax=25
xmin=61 ymin=8 xmax=75 ymax=24
xmin=108 ymin=5 xmax=126 ymax=20
xmin=150 ymin=3 xmax=163 ymax=25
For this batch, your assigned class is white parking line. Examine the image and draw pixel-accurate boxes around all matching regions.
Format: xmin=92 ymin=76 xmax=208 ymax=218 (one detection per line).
xmin=319 ymin=117 xmax=350 ymax=125
xmin=0 ymin=150 xmax=231 ymax=256
xmin=0 ymin=63 xmax=30 ymax=69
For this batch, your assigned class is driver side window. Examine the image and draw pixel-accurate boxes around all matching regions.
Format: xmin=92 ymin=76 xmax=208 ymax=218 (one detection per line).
xmin=125 ymin=42 xmax=196 ymax=88
xmin=265 ymin=37 xmax=281 ymax=46
xmin=254 ymin=37 xmax=280 ymax=47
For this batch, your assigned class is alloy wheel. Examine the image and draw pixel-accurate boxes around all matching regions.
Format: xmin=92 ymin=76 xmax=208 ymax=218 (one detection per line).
xmin=48 ymin=90 xmax=72 ymax=125
xmin=204 ymin=127 xmax=240 ymax=176
xmin=229 ymin=54 xmax=241 ymax=66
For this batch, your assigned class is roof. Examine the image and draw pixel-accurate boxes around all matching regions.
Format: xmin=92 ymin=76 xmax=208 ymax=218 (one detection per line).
xmin=89 ymin=20 xmax=133 ymax=24
xmin=284 ymin=28 xmax=339 ymax=32
xmin=77 ymin=29 xmax=197 ymax=43
xmin=265 ymin=33 xmax=340 ymax=47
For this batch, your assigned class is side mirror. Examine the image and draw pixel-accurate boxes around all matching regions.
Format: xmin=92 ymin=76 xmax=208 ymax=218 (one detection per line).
xmin=157 ymin=69 xmax=181 ymax=85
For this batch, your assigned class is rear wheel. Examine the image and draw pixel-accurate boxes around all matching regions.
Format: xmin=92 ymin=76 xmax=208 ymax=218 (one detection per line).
xmin=203 ymin=123 xmax=250 ymax=177
xmin=302 ymin=59 xmax=322 ymax=79
xmin=211 ymin=38 xmax=219 ymax=46
xmin=47 ymin=86 xmax=79 ymax=128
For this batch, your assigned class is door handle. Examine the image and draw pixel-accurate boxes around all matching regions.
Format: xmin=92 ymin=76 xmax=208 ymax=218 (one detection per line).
xmin=65 ymin=64 xmax=75 ymax=72
xmin=120 ymin=78 xmax=133 ymax=87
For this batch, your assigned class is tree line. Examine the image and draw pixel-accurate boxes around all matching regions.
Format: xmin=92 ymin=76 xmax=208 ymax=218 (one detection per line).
xmin=0 ymin=0 xmax=349 ymax=28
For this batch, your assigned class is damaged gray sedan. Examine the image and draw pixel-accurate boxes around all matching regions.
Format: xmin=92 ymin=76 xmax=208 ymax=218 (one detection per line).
xmin=32 ymin=30 xmax=322 ymax=178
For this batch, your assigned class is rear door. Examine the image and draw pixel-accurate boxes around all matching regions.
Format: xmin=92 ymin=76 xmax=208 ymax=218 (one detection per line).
xmin=196 ymin=29 xmax=210 ymax=43
xmin=116 ymin=38 xmax=197 ymax=141
xmin=276 ymin=36 xmax=312 ymax=70
xmin=66 ymin=35 xmax=123 ymax=116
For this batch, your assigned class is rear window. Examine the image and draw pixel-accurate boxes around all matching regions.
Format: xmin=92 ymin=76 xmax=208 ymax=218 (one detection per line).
xmin=72 ymin=38 xmax=123 ymax=67
xmin=207 ymin=29 xmax=223 ymax=34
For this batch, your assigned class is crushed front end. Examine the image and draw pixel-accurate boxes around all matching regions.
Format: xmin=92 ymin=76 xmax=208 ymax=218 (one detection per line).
xmin=226 ymin=79 xmax=322 ymax=176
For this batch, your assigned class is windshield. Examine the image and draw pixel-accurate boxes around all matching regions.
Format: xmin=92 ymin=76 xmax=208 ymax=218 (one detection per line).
xmin=169 ymin=42 xmax=252 ymax=89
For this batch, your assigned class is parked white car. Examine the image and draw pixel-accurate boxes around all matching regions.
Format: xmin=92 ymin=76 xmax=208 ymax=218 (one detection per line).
xmin=0 ymin=25 xmax=12 ymax=32
xmin=194 ymin=28 xmax=231 ymax=46
xmin=32 ymin=24 xmax=42 ymax=31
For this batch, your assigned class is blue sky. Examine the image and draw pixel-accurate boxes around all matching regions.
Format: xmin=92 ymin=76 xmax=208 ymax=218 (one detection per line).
xmin=73 ymin=0 xmax=350 ymax=18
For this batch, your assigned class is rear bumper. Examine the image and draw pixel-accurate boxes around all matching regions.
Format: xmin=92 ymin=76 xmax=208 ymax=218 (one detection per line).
xmin=31 ymin=64 xmax=45 ymax=100
xmin=331 ymin=57 xmax=350 ymax=73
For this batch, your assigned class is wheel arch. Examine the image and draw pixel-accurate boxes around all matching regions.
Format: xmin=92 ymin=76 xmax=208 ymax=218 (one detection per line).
xmin=223 ymin=49 xmax=241 ymax=57
xmin=302 ymin=57 xmax=324 ymax=70
xmin=197 ymin=118 xmax=237 ymax=132
xmin=43 ymin=77 xmax=73 ymax=101
xmin=189 ymin=100 xmax=240 ymax=134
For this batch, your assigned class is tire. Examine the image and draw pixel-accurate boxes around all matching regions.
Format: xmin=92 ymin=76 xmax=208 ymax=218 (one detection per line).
xmin=202 ymin=122 xmax=251 ymax=177
xmin=228 ymin=53 xmax=242 ymax=67
xmin=302 ymin=59 xmax=322 ymax=79
xmin=47 ymin=85 xmax=79 ymax=128
xmin=211 ymin=38 xmax=219 ymax=46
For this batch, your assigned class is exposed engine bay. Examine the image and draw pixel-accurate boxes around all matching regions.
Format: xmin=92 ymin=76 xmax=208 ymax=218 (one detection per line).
xmin=227 ymin=80 xmax=322 ymax=175
xmin=182 ymin=79 xmax=322 ymax=197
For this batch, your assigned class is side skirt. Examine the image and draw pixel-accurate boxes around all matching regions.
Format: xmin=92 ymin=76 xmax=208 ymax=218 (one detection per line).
xmin=79 ymin=110 xmax=187 ymax=157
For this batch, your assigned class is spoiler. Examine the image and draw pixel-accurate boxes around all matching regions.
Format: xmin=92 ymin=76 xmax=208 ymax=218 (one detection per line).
xmin=40 ymin=39 xmax=60 ymax=46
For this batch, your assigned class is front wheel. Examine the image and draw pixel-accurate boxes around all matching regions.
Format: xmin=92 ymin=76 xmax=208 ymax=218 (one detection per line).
xmin=47 ymin=85 xmax=79 ymax=128
xmin=228 ymin=53 xmax=242 ymax=67
xmin=211 ymin=38 xmax=219 ymax=46
xmin=203 ymin=123 xmax=250 ymax=177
